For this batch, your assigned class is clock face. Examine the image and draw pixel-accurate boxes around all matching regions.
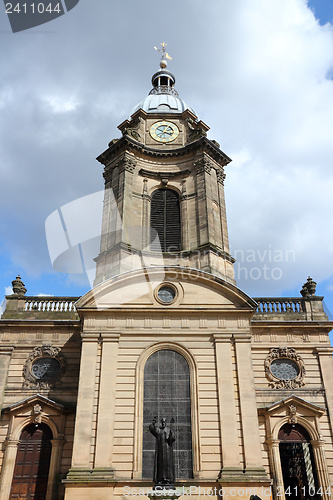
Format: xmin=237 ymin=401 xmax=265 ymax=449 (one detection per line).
xmin=150 ymin=121 xmax=179 ymax=143
xmin=270 ymin=358 xmax=299 ymax=380
xmin=32 ymin=357 xmax=61 ymax=380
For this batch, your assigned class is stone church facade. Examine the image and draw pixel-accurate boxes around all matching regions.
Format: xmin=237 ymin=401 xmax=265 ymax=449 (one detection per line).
xmin=0 ymin=55 xmax=332 ymax=500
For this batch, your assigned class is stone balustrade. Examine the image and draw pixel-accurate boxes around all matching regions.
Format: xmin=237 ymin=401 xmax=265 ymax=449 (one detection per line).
xmin=253 ymin=297 xmax=304 ymax=315
xmin=24 ymin=296 xmax=80 ymax=313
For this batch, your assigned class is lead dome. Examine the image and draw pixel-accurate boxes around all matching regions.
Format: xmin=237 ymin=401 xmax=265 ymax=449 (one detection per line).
xmin=130 ymin=68 xmax=197 ymax=118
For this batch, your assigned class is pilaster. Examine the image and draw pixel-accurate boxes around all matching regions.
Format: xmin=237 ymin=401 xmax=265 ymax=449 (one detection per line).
xmin=213 ymin=334 xmax=241 ymax=476
xmin=194 ymin=156 xmax=212 ymax=246
xmin=216 ymin=168 xmax=231 ymax=257
xmin=266 ymin=438 xmax=285 ymax=499
xmin=0 ymin=439 xmax=19 ymax=500
xmin=311 ymin=439 xmax=332 ymax=500
xmin=315 ymin=347 xmax=333 ymax=437
xmin=69 ymin=333 xmax=99 ymax=472
xmin=234 ymin=333 xmax=267 ymax=478
xmin=0 ymin=347 xmax=14 ymax=411
xmin=94 ymin=333 xmax=120 ymax=475
xmin=47 ymin=438 xmax=65 ymax=500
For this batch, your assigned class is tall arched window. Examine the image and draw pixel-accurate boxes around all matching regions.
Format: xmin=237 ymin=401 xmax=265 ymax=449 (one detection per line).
xmin=142 ymin=349 xmax=193 ymax=479
xmin=150 ymin=189 xmax=181 ymax=252
xmin=10 ymin=423 xmax=52 ymax=499
xmin=279 ymin=423 xmax=319 ymax=500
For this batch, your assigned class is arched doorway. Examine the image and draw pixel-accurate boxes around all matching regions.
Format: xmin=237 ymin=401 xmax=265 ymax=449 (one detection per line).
xmin=279 ymin=423 xmax=319 ymax=500
xmin=10 ymin=423 xmax=52 ymax=499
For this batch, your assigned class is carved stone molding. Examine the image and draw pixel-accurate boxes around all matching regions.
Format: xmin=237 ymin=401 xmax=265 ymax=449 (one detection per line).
xmin=194 ymin=157 xmax=212 ymax=175
xmin=139 ymin=168 xmax=190 ymax=180
xmin=117 ymin=155 xmax=137 ymax=174
xmin=216 ymin=168 xmax=226 ymax=185
xmin=23 ymin=344 xmax=66 ymax=389
xmin=264 ymin=347 xmax=305 ymax=389
xmin=288 ymin=404 xmax=298 ymax=425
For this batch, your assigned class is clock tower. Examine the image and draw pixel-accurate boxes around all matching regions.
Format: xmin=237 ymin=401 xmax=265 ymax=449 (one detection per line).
xmin=94 ymin=52 xmax=235 ymax=286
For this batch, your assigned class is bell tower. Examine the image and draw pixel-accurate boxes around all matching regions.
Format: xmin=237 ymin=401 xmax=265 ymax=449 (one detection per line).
xmin=94 ymin=47 xmax=235 ymax=286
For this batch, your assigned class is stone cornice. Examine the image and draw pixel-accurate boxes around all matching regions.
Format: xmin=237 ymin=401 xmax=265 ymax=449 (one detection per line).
xmin=138 ymin=168 xmax=190 ymax=180
xmin=96 ymin=135 xmax=232 ymax=167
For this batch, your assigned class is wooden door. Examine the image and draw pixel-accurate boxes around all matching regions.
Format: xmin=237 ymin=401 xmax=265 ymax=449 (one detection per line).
xmin=10 ymin=423 xmax=52 ymax=500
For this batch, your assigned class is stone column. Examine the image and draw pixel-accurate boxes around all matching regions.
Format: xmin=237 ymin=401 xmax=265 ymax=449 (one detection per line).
xmin=234 ymin=333 xmax=267 ymax=478
xmin=46 ymin=438 xmax=65 ymax=500
xmin=181 ymin=179 xmax=189 ymax=250
xmin=117 ymin=154 xmax=136 ymax=239
xmin=194 ymin=156 xmax=214 ymax=246
xmin=213 ymin=334 xmax=242 ymax=478
xmin=94 ymin=333 xmax=120 ymax=477
xmin=311 ymin=440 xmax=332 ymax=500
xmin=141 ymin=177 xmax=150 ymax=249
xmin=0 ymin=439 xmax=19 ymax=500
xmin=267 ymin=438 xmax=285 ymax=500
xmin=0 ymin=348 xmax=13 ymax=411
xmin=67 ymin=333 xmax=99 ymax=477
xmin=216 ymin=168 xmax=230 ymax=255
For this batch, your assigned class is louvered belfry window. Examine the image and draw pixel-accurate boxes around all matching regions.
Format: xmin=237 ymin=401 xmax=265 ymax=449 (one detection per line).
xmin=150 ymin=189 xmax=181 ymax=252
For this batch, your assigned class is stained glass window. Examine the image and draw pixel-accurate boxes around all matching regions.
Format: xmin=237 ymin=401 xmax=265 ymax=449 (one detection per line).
xmin=142 ymin=349 xmax=193 ymax=479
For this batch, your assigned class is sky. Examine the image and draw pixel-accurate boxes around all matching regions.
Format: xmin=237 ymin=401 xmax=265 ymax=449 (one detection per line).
xmin=0 ymin=0 xmax=333 ymax=334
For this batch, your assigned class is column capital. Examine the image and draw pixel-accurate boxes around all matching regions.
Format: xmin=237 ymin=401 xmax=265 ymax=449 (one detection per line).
xmin=117 ymin=154 xmax=137 ymax=174
xmin=233 ymin=333 xmax=252 ymax=342
xmin=50 ymin=438 xmax=65 ymax=448
xmin=194 ymin=156 xmax=212 ymax=175
xmin=213 ymin=333 xmax=233 ymax=342
xmin=4 ymin=439 xmax=19 ymax=448
xmin=314 ymin=347 xmax=333 ymax=356
xmin=0 ymin=347 xmax=14 ymax=355
xmin=81 ymin=332 xmax=101 ymax=341
xmin=216 ymin=168 xmax=226 ymax=185
xmin=266 ymin=438 xmax=280 ymax=447
xmin=100 ymin=332 xmax=120 ymax=342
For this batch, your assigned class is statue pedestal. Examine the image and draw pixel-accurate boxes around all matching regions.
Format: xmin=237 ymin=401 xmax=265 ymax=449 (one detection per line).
xmin=148 ymin=488 xmax=182 ymax=500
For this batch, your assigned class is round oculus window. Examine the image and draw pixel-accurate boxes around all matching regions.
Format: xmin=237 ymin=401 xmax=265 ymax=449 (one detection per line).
xmin=270 ymin=358 xmax=300 ymax=380
xmin=32 ymin=357 xmax=61 ymax=380
xmin=157 ymin=286 xmax=176 ymax=304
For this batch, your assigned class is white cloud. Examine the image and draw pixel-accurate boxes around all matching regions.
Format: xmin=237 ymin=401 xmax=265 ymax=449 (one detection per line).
xmin=0 ymin=0 xmax=332 ymax=311
xmin=42 ymin=94 xmax=80 ymax=114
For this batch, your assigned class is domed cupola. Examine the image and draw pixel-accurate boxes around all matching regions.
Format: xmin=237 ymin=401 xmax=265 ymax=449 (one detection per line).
xmin=130 ymin=48 xmax=197 ymax=117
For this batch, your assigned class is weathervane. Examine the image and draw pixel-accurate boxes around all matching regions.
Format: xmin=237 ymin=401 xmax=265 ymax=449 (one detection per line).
xmin=154 ymin=42 xmax=172 ymax=69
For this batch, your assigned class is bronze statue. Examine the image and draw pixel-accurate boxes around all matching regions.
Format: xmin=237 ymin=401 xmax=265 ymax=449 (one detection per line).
xmin=149 ymin=416 xmax=175 ymax=489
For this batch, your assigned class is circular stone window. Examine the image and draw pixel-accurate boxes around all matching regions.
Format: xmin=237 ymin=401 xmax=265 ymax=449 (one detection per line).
xmin=270 ymin=358 xmax=300 ymax=380
xmin=157 ymin=285 xmax=176 ymax=304
xmin=31 ymin=357 xmax=61 ymax=381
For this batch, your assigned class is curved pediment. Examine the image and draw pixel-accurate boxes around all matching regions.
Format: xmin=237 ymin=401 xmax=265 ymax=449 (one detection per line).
xmin=76 ymin=266 xmax=256 ymax=312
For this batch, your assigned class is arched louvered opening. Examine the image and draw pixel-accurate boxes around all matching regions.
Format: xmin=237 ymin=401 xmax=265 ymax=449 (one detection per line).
xmin=150 ymin=189 xmax=181 ymax=252
xmin=279 ymin=424 xmax=319 ymax=500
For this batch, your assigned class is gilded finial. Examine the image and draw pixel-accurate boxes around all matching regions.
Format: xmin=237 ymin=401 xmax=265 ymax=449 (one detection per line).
xmin=154 ymin=42 xmax=172 ymax=69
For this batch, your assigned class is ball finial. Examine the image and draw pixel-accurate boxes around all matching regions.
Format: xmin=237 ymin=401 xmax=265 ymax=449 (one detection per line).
xmin=160 ymin=59 xmax=167 ymax=69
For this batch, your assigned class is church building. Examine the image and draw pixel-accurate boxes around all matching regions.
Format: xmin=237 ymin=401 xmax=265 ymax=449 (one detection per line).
xmin=0 ymin=50 xmax=332 ymax=500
